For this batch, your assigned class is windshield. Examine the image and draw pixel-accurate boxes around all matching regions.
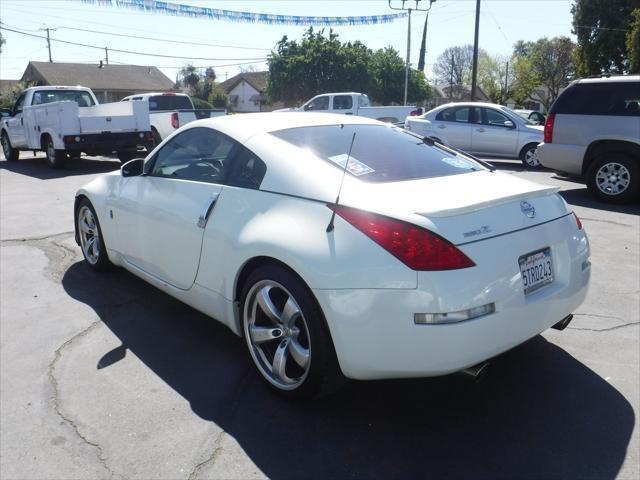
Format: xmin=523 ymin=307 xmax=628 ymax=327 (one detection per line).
xmin=148 ymin=95 xmax=193 ymax=111
xmin=503 ymin=107 xmax=535 ymax=125
xmin=32 ymin=90 xmax=96 ymax=107
xmin=271 ymin=124 xmax=484 ymax=183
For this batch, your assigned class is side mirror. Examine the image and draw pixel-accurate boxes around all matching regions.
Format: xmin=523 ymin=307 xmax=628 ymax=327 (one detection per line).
xmin=121 ymin=158 xmax=145 ymax=177
xmin=0 ymin=108 xmax=11 ymax=118
xmin=303 ymin=104 xmax=311 ymax=111
xmin=504 ymin=120 xmax=515 ymax=129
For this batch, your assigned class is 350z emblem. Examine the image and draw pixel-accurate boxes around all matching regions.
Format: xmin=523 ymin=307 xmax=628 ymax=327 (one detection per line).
xmin=463 ymin=225 xmax=492 ymax=238
xmin=520 ymin=201 xmax=536 ymax=218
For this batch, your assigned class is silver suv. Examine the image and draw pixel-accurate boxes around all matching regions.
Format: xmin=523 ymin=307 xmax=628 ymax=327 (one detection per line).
xmin=537 ymin=75 xmax=640 ymax=204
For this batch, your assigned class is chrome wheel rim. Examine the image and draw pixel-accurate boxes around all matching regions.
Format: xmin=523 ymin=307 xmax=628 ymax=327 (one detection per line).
xmin=47 ymin=141 xmax=56 ymax=163
xmin=243 ymin=280 xmax=311 ymax=390
xmin=524 ymin=147 xmax=540 ymax=167
xmin=78 ymin=206 xmax=100 ymax=265
xmin=1 ymin=135 xmax=10 ymax=158
xmin=595 ymin=162 xmax=630 ymax=196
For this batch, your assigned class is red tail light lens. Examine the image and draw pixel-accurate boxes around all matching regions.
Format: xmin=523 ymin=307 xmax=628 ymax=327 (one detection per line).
xmin=573 ymin=211 xmax=583 ymax=230
xmin=543 ymin=113 xmax=555 ymax=143
xmin=171 ymin=112 xmax=179 ymax=129
xmin=331 ymin=205 xmax=475 ymax=271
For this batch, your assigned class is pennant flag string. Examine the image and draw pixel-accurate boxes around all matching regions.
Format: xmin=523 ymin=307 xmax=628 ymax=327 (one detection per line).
xmin=80 ymin=0 xmax=408 ymax=26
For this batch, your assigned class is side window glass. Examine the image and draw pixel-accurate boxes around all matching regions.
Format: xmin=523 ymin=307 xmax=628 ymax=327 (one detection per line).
xmin=333 ymin=95 xmax=353 ymax=110
xmin=151 ymin=127 xmax=236 ymax=184
xmin=14 ymin=94 xmax=25 ymax=114
xmin=436 ymin=107 xmax=470 ymax=123
xmin=226 ymin=146 xmax=267 ymax=189
xmin=304 ymin=96 xmax=329 ymax=111
xmin=483 ymin=108 xmax=510 ymax=127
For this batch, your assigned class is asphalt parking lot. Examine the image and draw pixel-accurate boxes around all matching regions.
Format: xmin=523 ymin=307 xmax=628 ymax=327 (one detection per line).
xmin=1 ymin=152 xmax=638 ymax=480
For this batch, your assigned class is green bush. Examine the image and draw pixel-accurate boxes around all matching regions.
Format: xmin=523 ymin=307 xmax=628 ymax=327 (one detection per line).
xmin=208 ymin=87 xmax=229 ymax=109
xmin=191 ymin=97 xmax=214 ymax=110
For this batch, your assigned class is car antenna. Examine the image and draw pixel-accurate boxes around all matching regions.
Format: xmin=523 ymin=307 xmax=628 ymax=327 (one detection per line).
xmin=326 ymin=128 xmax=356 ymax=233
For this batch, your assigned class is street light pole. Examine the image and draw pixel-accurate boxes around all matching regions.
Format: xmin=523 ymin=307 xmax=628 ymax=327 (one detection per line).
xmin=470 ymin=0 xmax=481 ymax=101
xmin=388 ymin=0 xmax=436 ymax=106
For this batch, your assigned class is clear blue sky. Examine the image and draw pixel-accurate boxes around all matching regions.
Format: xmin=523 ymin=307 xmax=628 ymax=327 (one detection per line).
xmin=0 ymin=0 xmax=575 ymax=85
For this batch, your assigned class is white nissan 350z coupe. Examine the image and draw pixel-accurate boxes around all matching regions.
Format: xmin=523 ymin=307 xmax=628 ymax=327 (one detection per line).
xmin=74 ymin=112 xmax=591 ymax=399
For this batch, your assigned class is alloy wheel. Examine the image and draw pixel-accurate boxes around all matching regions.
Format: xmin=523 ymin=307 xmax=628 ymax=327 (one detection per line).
xmin=595 ymin=162 xmax=630 ymax=196
xmin=524 ymin=147 xmax=540 ymax=167
xmin=78 ymin=205 xmax=101 ymax=264
xmin=243 ymin=280 xmax=311 ymax=390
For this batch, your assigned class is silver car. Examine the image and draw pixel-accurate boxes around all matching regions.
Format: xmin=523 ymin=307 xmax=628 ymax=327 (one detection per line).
xmin=404 ymin=102 xmax=544 ymax=168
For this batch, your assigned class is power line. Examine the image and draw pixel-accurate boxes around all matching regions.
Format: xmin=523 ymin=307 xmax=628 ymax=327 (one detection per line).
xmin=0 ymin=25 xmax=269 ymax=61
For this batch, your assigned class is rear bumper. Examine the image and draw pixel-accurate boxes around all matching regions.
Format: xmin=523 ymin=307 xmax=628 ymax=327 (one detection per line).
xmin=537 ymin=142 xmax=585 ymax=175
xmin=314 ymin=215 xmax=590 ymax=380
xmin=64 ymin=131 xmax=153 ymax=153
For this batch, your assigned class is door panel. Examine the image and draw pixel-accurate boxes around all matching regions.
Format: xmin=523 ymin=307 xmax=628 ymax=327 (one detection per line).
xmin=471 ymin=107 xmax=518 ymax=156
xmin=432 ymin=106 xmax=472 ymax=150
xmin=7 ymin=94 xmax=26 ymax=148
xmin=112 ymin=127 xmax=238 ymax=290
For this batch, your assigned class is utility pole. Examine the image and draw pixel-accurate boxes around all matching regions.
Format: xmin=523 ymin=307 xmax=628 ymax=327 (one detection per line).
xmin=105 ymin=46 xmax=109 ymax=65
xmin=39 ymin=27 xmax=56 ymax=62
xmin=503 ymin=60 xmax=509 ymax=104
xmin=417 ymin=0 xmax=436 ymax=72
xmin=388 ymin=1 xmax=435 ymax=106
xmin=470 ymin=0 xmax=481 ymax=101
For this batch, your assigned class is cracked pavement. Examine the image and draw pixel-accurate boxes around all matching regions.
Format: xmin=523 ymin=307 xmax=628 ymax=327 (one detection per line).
xmin=1 ymin=154 xmax=639 ymax=479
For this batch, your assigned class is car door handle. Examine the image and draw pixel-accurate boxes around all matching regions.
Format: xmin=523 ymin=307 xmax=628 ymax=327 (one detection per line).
xmin=197 ymin=192 xmax=220 ymax=229
xmin=475 ymin=127 xmax=485 ymax=132
xmin=437 ymin=124 xmax=446 ymax=129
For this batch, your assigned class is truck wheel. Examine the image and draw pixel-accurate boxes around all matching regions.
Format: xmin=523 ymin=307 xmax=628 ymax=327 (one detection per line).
xmin=520 ymin=143 xmax=542 ymax=169
xmin=1 ymin=132 xmax=19 ymax=162
xmin=586 ymin=152 xmax=639 ymax=204
xmin=44 ymin=136 xmax=65 ymax=169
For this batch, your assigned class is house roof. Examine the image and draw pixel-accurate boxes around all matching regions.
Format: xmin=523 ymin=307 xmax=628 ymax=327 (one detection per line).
xmin=21 ymin=62 xmax=174 ymax=92
xmin=219 ymin=71 xmax=268 ymax=94
xmin=433 ymin=84 xmax=489 ymax=101
xmin=0 ymin=79 xmax=20 ymax=95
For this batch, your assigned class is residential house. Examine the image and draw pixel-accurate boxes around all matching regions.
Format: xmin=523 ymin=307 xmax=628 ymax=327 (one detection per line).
xmin=218 ymin=71 xmax=283 ymax=113
xmin=20 ymin=61 xmax=174 ymax=103
xmin=429 ymin=84 xmax=490 ymax=108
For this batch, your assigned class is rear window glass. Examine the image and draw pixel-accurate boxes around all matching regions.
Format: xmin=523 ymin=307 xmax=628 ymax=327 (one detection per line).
xmin=552 ymin=82 xmax=640 ymax=116
xmin=32 ymin=90 xmax=95 ymax=107
xmin=270 ymin=124 xmax=484 ymax=183
xmin=148 ymin=95 xmax=193 ymax=111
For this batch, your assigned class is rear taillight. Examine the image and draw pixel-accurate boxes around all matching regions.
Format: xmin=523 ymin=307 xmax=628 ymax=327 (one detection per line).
xmin=331 ymin=205 xmax=475 ymax=271
xmin=573 ymin=211 xmax=583 ymax=230
xmin=171 ymin=112 xmax=179 ymax=129
xmin=543 ymin=113 xmax=555 ymax=143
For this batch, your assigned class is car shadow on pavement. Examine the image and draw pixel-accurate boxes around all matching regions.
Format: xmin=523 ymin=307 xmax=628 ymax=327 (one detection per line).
xmin=62 ymin=261 xmax=635 ymax=480
xmin=559 ymin=188 xmax=640 ymax=215
xmin=0 ymin=155 xmax=121 ymax=179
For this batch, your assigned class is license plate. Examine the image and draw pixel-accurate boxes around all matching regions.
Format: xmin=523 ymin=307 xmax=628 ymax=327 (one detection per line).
xmin=519 ymin=248 xmax=554 ymax=295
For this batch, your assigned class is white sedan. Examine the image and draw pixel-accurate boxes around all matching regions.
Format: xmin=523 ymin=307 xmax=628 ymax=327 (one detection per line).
xmin=404 ymin=102 xmax=545 ymax=168
xmin=74 ymin=113 xmax=591 ymax=399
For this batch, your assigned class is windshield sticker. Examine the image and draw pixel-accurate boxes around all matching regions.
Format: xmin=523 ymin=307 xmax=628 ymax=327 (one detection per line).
xmin=328 ymin=154 xmax=375 ymax=176
xmin=441 ymin=156 xmax=473 ymax=169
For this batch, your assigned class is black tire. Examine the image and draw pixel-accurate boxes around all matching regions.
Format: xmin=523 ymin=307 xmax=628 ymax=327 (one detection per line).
xmin=117 ymin=151 xmax=137 ymax=163
xmin=520 ymin=143 xmax=542 ymax=169
xmin=43 ymin=135 xmax=65 ymax=169
xmin=586 ymin=152 xmax=639 ymax=204
xmin=1 ymin=131 xmax=19 ymax=162
xmin=76 ymin=198 xmax=112 ymax=271
xmin=240 ymin=264 xmax=345 ymax=400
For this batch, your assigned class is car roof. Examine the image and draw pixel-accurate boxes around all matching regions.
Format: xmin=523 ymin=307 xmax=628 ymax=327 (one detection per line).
xmin=431 ymin=102 xmax=510 ymax=110
xmin=186 ymin=112 xmax=383 ymax=143
xmin=122 ymin=92 xmax=188 ymax=99
xmin=24 ymin=86 xmax=93 ymax=92
xmin=574 ymin=75 xmax=640 ymax=84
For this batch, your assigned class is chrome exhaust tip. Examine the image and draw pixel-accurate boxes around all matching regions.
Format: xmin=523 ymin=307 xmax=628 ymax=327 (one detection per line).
xmin=462 ymin=362 xmax=490 ymax=383
xmin=552 ymin=314 xmax=573 ymax=331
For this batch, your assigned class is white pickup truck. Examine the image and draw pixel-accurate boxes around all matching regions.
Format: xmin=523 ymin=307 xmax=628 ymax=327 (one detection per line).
xmin=121 ymin=92 xmax=226 ymax=146
xmin=279 ymin=92 xmax=421 ymax=123
xmin=1 ymin=86 xmax=153 ymax=168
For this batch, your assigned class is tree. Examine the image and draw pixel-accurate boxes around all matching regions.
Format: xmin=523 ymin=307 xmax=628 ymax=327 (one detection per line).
xmin=510 ymin=57 xmax=538 ymax=106
xmin=432 ymin=45 xmax=476 ymax=87
xmin=572 ymin=0 xmax=640 ymax=76
xmin=0 ymin=32 xmax=5 ymax=54
xmin=208 ymin=87 xmax=229 ymax=109
xmin=627 ymin=8 xmax=640 ymax=73
xmin=477 ymin=54 xmax=514 ymax=104
xmin=177 ymin=65 xmax=200 ymax=95
xmin=369 ymin=47 xmax=430 ymax=104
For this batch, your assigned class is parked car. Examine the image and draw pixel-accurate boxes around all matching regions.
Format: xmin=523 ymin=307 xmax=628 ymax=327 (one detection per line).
xmin=74 ymin=112 xmax=590 ymax=399
xmin=1 ymin=86 xmax=153 ymax=168
xmin=514 ymin=109 xmax=545 ymax=125
xmin=278 ymin=92 xmax=421 ymax=123
xmin=121 ymin=92 xmax=226 ymax=146
xmin=537 ymin=75 xmax=640 ymax=204
xmin=404 ymin=102 xmax=544 ymax=168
